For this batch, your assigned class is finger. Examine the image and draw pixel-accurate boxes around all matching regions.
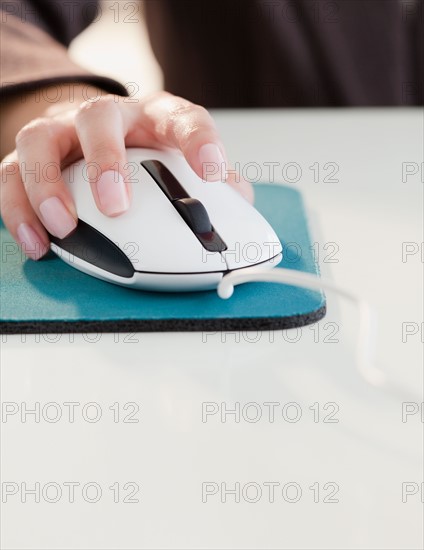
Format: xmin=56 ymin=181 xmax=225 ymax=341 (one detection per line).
xmin=15 ymin=117 xmax=78 ymax=239
xmin=122 ymin=91 xmax=227 ymax=183
xmin=120 ymin=92 xmax=253 ymax=203
xmin=0 ymin=153 xmax=50 ymax=260
xmin=75 ymin=95 xmax=130 ymax=217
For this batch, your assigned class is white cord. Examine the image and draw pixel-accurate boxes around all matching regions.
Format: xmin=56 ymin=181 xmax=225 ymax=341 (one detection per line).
xmin=217 ymin=267 xmax=387 ymax=389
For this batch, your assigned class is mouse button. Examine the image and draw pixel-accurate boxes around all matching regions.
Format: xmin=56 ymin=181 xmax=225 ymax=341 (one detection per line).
xmin=62 ymin=160 xmax=95 ymax=210
xmin=141 ymin=160 xmax=189 ymax=201
xmin=119 ymin=183 xmax=224 ymax=274
xmin=220 ymin=214 xmax=282 ymax=270
xmin=49 ymin=220 xmax=135 ymax=278
xmin=221 ymin=225 xmax=282 ymax=270
xmin=193 ymin=186 xmax=282 ymax=269
xmin=173 ymin=198 xmax=212 ymax=234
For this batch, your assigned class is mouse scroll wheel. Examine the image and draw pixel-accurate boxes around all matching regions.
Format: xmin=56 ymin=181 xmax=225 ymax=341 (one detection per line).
xmin=173 ymin=198 xmax=212 ymax=234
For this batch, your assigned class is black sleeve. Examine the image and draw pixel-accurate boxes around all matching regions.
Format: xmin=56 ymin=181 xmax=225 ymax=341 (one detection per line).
xmin=0 ymin=0 xmax=128 ymax=99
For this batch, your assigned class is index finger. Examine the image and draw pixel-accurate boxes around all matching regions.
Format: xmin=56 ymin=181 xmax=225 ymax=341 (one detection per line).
xmin=123 ymin=91 xmax=227 ymax=182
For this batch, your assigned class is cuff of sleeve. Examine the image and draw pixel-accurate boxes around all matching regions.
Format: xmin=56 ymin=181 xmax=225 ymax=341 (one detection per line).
xmin=0 ymin=75 xmax=129 ymax=100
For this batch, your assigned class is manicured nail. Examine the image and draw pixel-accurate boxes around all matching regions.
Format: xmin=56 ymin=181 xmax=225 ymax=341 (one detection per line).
xmin=198 ymin=143 xmax=226 ymax=181
xmin=17 ymin=223 xmax=48 ymax=260
xmin=96 ymin=170 xmax=129 ymax=216
xmin=39 ymin=196 xmax=77 ymax=238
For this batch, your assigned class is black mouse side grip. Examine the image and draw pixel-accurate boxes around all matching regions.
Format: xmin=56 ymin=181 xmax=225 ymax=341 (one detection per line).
xmin=49 ymin=220 xmax=135 ymax=278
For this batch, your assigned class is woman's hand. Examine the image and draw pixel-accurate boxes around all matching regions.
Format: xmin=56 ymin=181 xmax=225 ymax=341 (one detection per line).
xmin=0 ymin=89 xmax=253 ymax=260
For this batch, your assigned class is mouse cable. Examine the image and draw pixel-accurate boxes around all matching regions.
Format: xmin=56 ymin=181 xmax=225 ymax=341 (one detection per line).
xmin=217 ymin=267 xmax=421 ymax=401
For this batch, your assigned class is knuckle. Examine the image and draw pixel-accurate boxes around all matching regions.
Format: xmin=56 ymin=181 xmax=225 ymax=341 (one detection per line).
xmin=92 ymin=139 xmax=122 ymax=159
xmin=15 ymin=117 xmax=53 ymax=147
xmin=163 ymin=102 xmax=193 ymax=140
xmin=169 ymin=102 xmax=194 ymax=119
xmin=167 ymin=98 xmax=199 ymax=122
xmin=191 ymin=103 xmax=210 ymax=119
xmin=89 ymin=140 xmax=123 ymax=171
xmin=165 ymin=101 xmax=215 ymax=143
xmin=173 ymin=101 xmax=210 ymax=121
xmin=77 ymin=94 xmax=117 ymax=118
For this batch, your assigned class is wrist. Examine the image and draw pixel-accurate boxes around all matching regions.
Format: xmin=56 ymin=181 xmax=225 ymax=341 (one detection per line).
xmin=0 ymin=83 xmax=109 ymax=159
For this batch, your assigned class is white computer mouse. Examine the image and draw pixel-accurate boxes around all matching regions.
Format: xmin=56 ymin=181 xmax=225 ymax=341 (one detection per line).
xmin=51 ymin=147 xmax=282 ymax=292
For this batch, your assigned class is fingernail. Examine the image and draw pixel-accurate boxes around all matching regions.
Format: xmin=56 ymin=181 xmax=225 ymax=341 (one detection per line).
xmin=17 ymin=223 xmax=48 ymax=260
xmin=39 ymin=197 xmax=77 ymax=238
xmin=96 ymin=170 xmax=129 ymax=216
xmin=198 ymin=143 xmax=226 ymax=182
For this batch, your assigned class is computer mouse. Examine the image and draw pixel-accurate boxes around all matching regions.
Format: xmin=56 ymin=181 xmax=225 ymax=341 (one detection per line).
xmin=51 ymin=147 xmax=282 ymax=292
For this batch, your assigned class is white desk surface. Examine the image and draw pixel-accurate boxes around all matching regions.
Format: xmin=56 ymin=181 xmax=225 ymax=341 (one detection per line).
xmin=1 ymin=108 xmax=423 ymax=550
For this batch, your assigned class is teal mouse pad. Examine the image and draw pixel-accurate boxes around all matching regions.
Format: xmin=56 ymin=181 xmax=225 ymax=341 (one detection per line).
xmin=0 ymin=184 xmax=325 ymax=333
